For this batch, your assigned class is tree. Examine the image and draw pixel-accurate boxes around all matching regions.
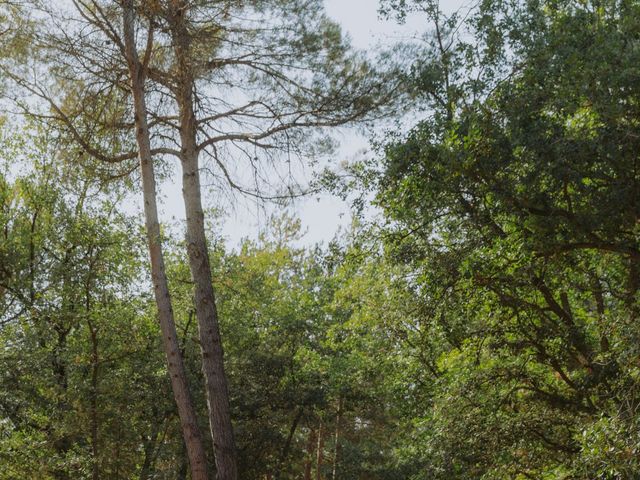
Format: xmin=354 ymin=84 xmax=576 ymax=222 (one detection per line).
xmin=121 ymin=2 xmax=211 ymax=477
xmin=361 ymin=0 xmax=640 ymax=477
xmin=131 ymin=4 xmax=397 ymax=477
xmin=2 ymin=2 xmax=212 ymax=477
xmin=6 ymin=2 xmax=398 ymax=477
xmin=0 ymin=125 xmax=187 ymax=480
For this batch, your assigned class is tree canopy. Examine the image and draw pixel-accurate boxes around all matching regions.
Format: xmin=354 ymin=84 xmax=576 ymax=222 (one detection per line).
xmin=1 ymin=0 xmax=639 ymax=479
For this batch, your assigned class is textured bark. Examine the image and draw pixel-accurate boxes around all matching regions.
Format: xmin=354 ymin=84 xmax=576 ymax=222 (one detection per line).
xmin=169 ymin=2 xmax=238 ymax=479
xmin=179 ymin=130 xmax=238 ymax=480
xmin=122 ymin=4 xmax=209 ymax=480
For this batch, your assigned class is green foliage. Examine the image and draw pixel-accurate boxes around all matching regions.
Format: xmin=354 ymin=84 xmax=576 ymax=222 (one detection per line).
xmin=0 ymin=127 xmax=182 ymax=479
xmin=364 ymin=0 xmax=640 ymax=477
xmin=2 ymin=1 xmax=640 ymax=479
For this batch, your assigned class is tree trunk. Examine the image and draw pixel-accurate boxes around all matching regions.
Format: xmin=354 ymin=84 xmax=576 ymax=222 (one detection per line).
xmin=316 ymin=421 xmax=325 ymax=480
xmin=51 ymin=320 xmax=71 ymax=480
xmin=274 ymin=407 xmax=304 ymax=478
xmin=180 ymin=135 xmax=238 ymax=480
xmin=88 ymin=320 xmax=99 ymax=480
xmin=303 ymin=428 xmax=316 ymax=480
xmin=177 ymin=440 xmax=189 ymax=480
xmin=169 ymin=2 xmax=238 ymax=479
xmin=139 ymin=406 xmax=165 ymax=480
xmin=331 ymin=397 xmax=343 ymax=480
xmin=122 ymin=4 xmax=209 ymax=480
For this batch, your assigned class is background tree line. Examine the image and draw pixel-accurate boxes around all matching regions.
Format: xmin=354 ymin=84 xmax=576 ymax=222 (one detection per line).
xmin=1 ymin=0 xmax=639 ymax=479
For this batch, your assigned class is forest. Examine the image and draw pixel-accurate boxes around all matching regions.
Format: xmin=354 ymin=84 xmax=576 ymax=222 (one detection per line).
xmin=1 ymin=0 xmax=639 ymax=479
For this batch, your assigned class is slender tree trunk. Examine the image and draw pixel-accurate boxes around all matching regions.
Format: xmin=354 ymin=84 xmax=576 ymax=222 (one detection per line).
xmin=139 ymin=406 xmax=165 ymax=480
xmin=88 ymin=320 xmax=99 ymax=480
xmin=51 ymin=321 xmax=71 ymax=480
xmin=331 ymin=397 xmax=343 ymax=480
xmin=274 ymin=407 xmax=304 ymax=478
xmin=627 ymin=254 xmax=639 ymax=323
xmin=591 ymin=275 xmax=610 ymax=353
xmin=316 ymin=421 xmax=325 ymax=480
xmin=139 ymin=426 xmax=160 ymax=480
xmin=303 ymin=428 xmax=316 ymax=480
xmin=169 ymin=3 xmax=238 ymax=479
xmin=176 ymin=440 xmax=188 ymax=480
xmin=122 ymin=4 xmax=209 ymax=480
xmin=179 ymin=133 xmax=238 ymax=480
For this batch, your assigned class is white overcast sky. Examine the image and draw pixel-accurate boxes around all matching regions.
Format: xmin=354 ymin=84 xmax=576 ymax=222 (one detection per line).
xmin=154 ymin=0 xmax=462 ymax=246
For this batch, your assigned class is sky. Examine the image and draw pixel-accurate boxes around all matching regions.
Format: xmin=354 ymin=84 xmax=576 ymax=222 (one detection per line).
xmin=153 ymin=0 xmax=462 ymax=247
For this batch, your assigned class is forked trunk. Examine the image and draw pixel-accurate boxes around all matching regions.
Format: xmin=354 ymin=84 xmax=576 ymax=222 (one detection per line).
xmin=170 ymin=2 xmax=238 ymax=478
xmin=122 ymin=4 xmax=209 ymax=480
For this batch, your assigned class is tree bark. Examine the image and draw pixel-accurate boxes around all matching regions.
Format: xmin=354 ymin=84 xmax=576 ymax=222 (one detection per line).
xmin=179 ymin=123 xmax=238 ymax=480
xmin=122 ymin=4 xmax=209 ymax=480
xmin=169 ymin=2 xmax=238 ymax=479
